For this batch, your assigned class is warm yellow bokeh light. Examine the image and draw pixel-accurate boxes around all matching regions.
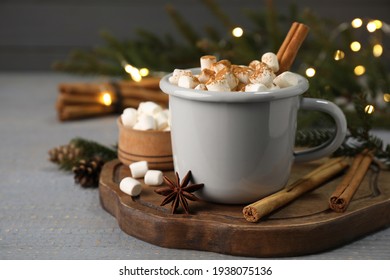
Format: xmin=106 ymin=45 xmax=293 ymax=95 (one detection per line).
xmin=373 ymin=44 xmax=383 ymax=57
xmin=305 ymin=67 xmax=316 ymax=77
xmin=350 ymin=41 xmax=361 ymax=52
xmin=124 ymin=64 xmax=142 ymax=82
xmin=364 ymin=104 xmax=375 ymax=114
xmin=101 ymin=92 xmax=112 ymax=106
xmin=384 ymin=93 xmax=390 ymax=102
xmin=354 ymin=65 xmax=366 ymax=76
xmin=351 ymin=18 xmax=363 ymax=28
xmin=124 ymin=64 xmax=133 ymax=74
xmin=367 ymin=21 xmax=377 ymax=32
xmin=232 ymin=27 xmax=244 ymax=37
xmin=334 ymin=50 xmax=345 ymax=61
xmin=373 ymin=19 xmax=383 ymax=29
xmin=139 ymin=68 xmax=150 ymax=77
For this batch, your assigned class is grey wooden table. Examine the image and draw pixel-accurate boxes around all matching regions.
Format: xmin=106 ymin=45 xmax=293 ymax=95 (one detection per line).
xmin=0 ymin=72 xmax=389 ymax=259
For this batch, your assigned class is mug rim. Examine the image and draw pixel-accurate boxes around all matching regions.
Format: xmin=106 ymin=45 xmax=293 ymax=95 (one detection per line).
xmin=159 ymin=67 xmax=309 ymax=103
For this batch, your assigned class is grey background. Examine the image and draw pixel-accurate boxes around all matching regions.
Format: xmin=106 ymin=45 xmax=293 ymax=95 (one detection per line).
xmin=0 ymin=0 xmax=389 ymax=71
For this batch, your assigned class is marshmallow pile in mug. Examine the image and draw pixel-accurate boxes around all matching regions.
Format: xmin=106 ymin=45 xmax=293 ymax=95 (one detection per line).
xmin=169 ymin=53 xmax=300 ymax=92
xmin=121 ymin=101 xmax=170 ymax=131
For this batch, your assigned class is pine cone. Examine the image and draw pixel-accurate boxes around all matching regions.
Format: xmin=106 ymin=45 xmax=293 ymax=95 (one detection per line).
xmin=72 ymin=157 xmax=105 ymax=188
xmin=48 ymin=143 xmax=81 ymax=164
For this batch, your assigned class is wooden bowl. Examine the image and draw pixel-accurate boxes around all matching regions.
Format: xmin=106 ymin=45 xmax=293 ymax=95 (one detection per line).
xmin=117 ymin=118 xmax=173 ymax=170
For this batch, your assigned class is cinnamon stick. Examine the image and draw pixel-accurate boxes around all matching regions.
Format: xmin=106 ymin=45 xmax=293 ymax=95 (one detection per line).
xmin=118 ymin=77 xmax=161 ymax=89
xmin=276 ymin=22 xmax=309 ymax=74
xmin=243 ymin=157 xmax=349 ymax=223
xmin=58 ymin=83 xmax=102 ymax=95
xmin=119 ymin=87 xmax=168 ymax=104
xmin=57 ymin=92 xmax=104 ymax=105
xmin=56 ymin=77 xmax=169 ymax=121
xmin=58 ymin=77 xmax=161 ymax=95
xmin=277 ymin=22 xmax=299 ymax=63
xmin=58 ymin=104 xmax=114 ymax=121
xmin=329 ymin=150 xmax=373 ymax=213
xmin=58 ymin=87 xmax=168 ymax=106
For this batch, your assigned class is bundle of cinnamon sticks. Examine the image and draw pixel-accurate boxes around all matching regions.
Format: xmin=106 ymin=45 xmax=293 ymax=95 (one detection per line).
xmin=56 ymin=77 xmax=168 ymax=121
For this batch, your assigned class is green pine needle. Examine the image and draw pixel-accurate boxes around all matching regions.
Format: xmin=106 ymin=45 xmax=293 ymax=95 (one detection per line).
xmin=69 ymin=138 xmax=117 ymax=162
xmin=53 ymin=138 xmax=117 ymax=171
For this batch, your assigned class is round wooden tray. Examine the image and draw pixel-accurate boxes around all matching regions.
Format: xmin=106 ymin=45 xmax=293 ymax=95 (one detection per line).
xmin=99 ymin=159 xmax=390 ymax=257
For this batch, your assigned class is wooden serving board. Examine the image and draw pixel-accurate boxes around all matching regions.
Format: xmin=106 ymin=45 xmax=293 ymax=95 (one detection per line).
xmin=99 ymin=159 xmax=390 ymax=257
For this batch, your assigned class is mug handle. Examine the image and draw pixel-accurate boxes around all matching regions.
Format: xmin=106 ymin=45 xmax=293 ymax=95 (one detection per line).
xmin=294 ymin=98 xmax=347 ymax=162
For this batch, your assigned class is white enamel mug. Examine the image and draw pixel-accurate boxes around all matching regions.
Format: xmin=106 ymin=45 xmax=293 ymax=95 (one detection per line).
xmin=160 ymin=69 xmax=347 ymax=204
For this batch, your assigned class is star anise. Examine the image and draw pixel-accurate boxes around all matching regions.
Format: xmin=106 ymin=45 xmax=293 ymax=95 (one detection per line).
xmin=154 ymin=170 xmax=204 ymax=214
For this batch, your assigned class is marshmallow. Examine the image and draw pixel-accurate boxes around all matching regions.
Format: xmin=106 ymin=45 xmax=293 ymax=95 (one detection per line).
xmin=169 ymin=54 xmax=302 ymax=93
xmin=129 ymin=161 xmax=149 ymax=179
xmin=249 ymin=60 xmax=262 ymax=70
xmin=119 ymin=177 xmax=142 ymax=196
xmin=121 ymin=104 xmax=170 ymax=131
xmin=197 ymin=69 xmax=215 ymax=84
xmin=245 ymin=83 xmax=269 ymax=92
xmin=121 ymin=107 xmax=137 ymax=127
xmin=232 ymin=66 xmax=253 ymax=84
xmin=212 ymin=60 xmax=231 ymax=72
xmin=168 ymin=69 xmax=192 ymax=85
xmin=162 ymin=109 xmax=170 ymax=123
xmin=269 ymin=84 xmax=280 ymax=90
xmin=249 ymin=62 xmax=274 ymax=87
xmin=194 ymin=83 xmax=207 ymax=91
xmin=200 ymin=55 xmax=217 ymax=70
xmin=133 ymin=114 xmax=156 ymax=131
xmin=178 ymin=75 xmax=199 ymax=89
xmin=261 ymin=52 xmax=279 ymax=72
xmin=206 ymin=78 xmax=231 ymax=92
xmin=137 ymin=101 xmax=162 ymax=116
xmin=163 ymin=109 xmax=171 ymax=130
xmin=215 ymin=69 xmax=238 ymax=90
xmin=236 ymin=82 xmax=247 ymax=92
xmin=273 ymin=71 xmax=300 ymax=88
xmin=144 ymin=170 xmax=164 ymax=186
xmin=154 ymin=111 xmax=169 ymax=131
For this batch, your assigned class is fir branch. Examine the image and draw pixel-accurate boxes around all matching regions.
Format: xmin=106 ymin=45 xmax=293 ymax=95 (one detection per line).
xmin=52 ymin=48 xmax=124 ymax=77
xmin=50 ymin=138 xmax=117 ymax=171
xmin=350 ymin=93 xmax=372 ymax=139
xmin=201 ymin=0 xmax=235 ymax=29
xmin=296 ymin=129 xmax=390 ymax=169
xmin=264 ymin=0 xmax=283 ymax=51
xmin=69 ymin=138 xmax=117 ymax=162
xmin=203 ymin=25 xmax=222 ymax=42
xmin=295 ymin=129 xmax=334 ymax=147
xmin=165 ymin=4 xmax=200 ymax=46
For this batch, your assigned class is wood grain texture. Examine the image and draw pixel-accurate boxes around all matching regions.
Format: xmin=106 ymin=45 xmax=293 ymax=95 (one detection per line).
xmin=99 ymin=159 xmax=390 ymax=257
xmin=117 ymin=118 xmax=173 ymax=170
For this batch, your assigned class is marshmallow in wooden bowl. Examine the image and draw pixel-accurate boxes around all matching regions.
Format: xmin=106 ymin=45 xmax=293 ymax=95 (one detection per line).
xmin=117 ymin=102 xmax=173 ymax=171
